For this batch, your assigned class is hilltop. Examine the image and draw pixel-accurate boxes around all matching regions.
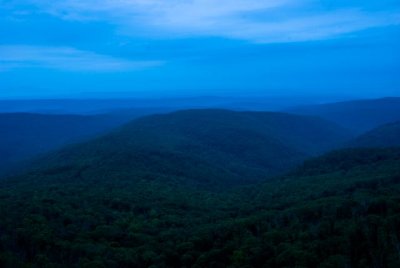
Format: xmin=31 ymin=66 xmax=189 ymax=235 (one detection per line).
xmin=22 ymin=109 xmax=352 ymax=187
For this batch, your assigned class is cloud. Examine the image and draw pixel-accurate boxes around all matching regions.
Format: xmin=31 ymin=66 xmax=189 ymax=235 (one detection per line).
xmin=230 ymin=10 xmax=400 ymax=43
xmin=0 ymin=45 xmax=163 ymax=71
xmin=11 ymin=0 xmax=400 ymax=43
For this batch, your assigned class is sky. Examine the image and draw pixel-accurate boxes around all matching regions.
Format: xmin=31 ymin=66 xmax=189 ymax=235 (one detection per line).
xmin=0 ymin=0 xmax=399 ymax=99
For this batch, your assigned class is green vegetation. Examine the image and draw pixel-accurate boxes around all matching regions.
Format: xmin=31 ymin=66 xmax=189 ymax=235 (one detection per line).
xmin=0 ymin=147 xmax=399 ymax=267
xmin=26 ymin=110 xmax=352 ymax=187
xmin=0 ymin=110 xmax=399 ymax=267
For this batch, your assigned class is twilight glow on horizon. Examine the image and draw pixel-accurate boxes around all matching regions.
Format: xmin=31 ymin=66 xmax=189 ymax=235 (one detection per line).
xmin=1 ymin=0 xmax=399 ymax=98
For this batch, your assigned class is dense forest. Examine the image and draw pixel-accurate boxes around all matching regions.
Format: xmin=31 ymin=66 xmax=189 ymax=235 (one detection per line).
xmin=0 ymin=107 xmax=400 ymax=267
xmin=0 ymin=103 xmax=400 ymax=267
xmin=20 ymin=110 xmax=352 ymax=187
xmin=0 ymin=147 xmax=400 ymax=267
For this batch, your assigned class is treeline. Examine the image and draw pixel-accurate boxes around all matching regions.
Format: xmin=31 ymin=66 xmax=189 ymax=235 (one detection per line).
xmin=0 ymin=148 xmax=400 ymax=267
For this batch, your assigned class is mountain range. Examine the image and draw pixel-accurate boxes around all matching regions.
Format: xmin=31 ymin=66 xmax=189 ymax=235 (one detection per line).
xmin=0 ymin=113 xmax=138 ymax=174
xmin=22 ymin=109 xmax=351 ymax=188
xmin=0 ymin=97 xmax=400 ymax=267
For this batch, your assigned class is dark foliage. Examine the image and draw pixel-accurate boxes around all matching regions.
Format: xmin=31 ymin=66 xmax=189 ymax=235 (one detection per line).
xmin=0 ymin=110 xmax=397 ymax=267
xmin=1 ymin=151 xmax=400 ymax=266
xmin=25 ymin=109 xmax=352 ymax=187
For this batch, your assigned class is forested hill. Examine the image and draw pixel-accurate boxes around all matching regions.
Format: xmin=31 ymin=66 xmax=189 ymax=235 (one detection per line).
xmin=230 ymin=147 xmax=400 ymax=267
xmin=348 ymin=121 xmax=400 ymax=148
xmin=22 ymin=109 xmax=352 ymax=187
xmin=0 ymin=145 xmax=399 ymax=267
xmin=286 ymin=97 xmax=400 ymax=133
xmin=0 ymin=113 xmax=136 ymax=174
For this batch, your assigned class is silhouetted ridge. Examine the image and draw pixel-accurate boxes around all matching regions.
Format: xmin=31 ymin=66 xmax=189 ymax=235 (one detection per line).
xmin=20 ymin=109 xmax=352 ymax=187
xmin=0 ymin=112 xmax=138 ymax=174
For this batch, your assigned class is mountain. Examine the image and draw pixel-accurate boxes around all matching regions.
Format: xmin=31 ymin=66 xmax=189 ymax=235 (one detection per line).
xmin=286 ymin=97 xmax=400 ymax=133
xmin=0 ymin=99 xmax=175 ymax=115
xmin=0 ymin=113 xmax=137 ymax=174
xmin=23 ymin=109 xmax=352 ymax=187
xmin=348 ymin=121 xmax=400 ymax=148
xmin=0 ymin=96 xmax=347 ymax=115
xmin=1 ymin=144 xmax=399 ymax=267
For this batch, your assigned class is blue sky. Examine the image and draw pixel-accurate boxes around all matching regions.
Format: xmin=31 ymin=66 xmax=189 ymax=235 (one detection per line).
xmin=0 ymin=0 xmax=399 ymax=98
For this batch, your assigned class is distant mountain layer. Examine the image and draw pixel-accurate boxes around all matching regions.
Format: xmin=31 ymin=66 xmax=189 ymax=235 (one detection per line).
xmin=1 ymin=145 xmax=399 ymax=267
xmin=286 ymin=97 xmax=400 ymax=133
xmin=21 ymin=109 xmax=352 ymax=187
xmin=0 ymin=96 xmax=344 ymax=114
xmin=348 ymin=121 xmax=400 ymax=148
xmin=0 ymin=113 xmax=134 ymax=173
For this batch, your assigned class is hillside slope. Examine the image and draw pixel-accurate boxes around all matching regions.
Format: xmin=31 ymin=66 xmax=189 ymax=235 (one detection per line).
xmin=348 ymin=121 xmax=400 ymax=148
xmin=286 ymin=97 xmax=400 ymax=133
xmin=0 ymin=145 xmax=399 ymax=267
xmin=0 ymin=113 xmax=133 ymax=173
xmin=25 ymin=109 xmax=352 ymax=186
xmin=226 ymin=148 xmax=400 ymax=267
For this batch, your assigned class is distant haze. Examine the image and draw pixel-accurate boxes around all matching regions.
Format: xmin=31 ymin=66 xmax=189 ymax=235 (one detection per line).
xmin=0 ymin=95 xmax=368 ymax=115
